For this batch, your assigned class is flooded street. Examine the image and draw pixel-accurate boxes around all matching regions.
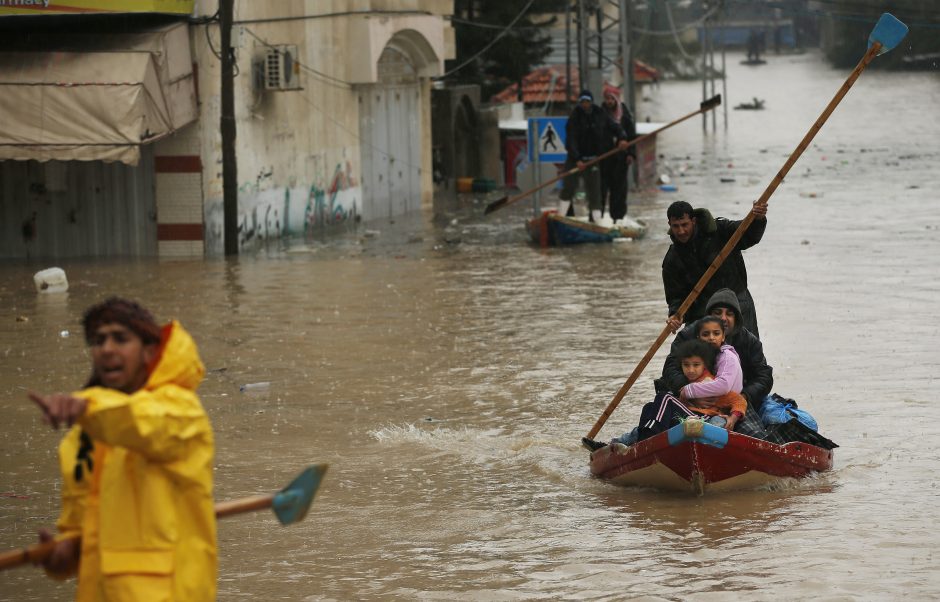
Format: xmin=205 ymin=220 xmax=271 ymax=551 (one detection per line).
xmin=2 ymin=50 xmax=940 ymax=600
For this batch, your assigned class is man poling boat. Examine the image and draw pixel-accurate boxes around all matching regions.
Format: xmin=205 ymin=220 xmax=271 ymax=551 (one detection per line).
xmin=483 ymin=95 xmax=722 ymax=217
xmin=581 ymin=13 xmax=908 ymax=493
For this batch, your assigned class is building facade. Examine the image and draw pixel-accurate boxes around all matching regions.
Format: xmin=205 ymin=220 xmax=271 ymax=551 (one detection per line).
xmin=0 ymin=0 xmax=454 ymax=259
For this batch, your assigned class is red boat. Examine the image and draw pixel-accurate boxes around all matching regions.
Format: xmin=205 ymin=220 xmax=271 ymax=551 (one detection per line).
xmin=589 ymin=419 xmax=834 ymax=494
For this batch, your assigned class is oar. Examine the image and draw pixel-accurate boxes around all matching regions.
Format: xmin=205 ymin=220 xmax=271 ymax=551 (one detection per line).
xmin=0 ymin=463 xmax=328 ymax=571
xmin=483 ymin=95 xmax=722 ymax=216
xmin=582 ymin=13 xmax=908 ymax=449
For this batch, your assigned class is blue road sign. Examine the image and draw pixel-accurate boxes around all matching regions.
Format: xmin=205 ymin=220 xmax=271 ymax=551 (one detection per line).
xmin=528 ymin=117 xmax=568 ymax=163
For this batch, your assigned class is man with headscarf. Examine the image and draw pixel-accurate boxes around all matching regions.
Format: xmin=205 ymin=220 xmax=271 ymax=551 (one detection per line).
xmin=600 ymin=86 xmax=637 ymax=225
xmin=559 ymin=89 xmax=631 ymax=223
xmin=29 ymin=297 xmax=216 ymax=601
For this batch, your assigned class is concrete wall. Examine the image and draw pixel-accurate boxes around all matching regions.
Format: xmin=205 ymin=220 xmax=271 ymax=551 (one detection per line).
xmin=191 ymin=0 xmax=454 ymax=255
xmin=153 ymin=124 xmax=205 ymax=258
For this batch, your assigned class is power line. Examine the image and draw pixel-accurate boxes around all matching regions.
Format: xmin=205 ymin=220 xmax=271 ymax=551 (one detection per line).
xmin=232 ymin=10 xmax=432 ymax=26
xmin=435 ymin=0 xmax=538 ymax=80
xmin=242 ymin=27 xmax=353 ymax=89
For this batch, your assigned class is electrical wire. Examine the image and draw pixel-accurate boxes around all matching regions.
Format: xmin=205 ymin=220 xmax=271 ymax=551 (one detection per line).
xmin=196 ymin=21 xmax=421 ymax=172
xmin=233 ymin=10 xmax=432 ymax=25
xmin=291 ymin=87 xmax=425 ymax=176
xmin=663 ymin=0 xmax=702 ymax=60
xmin=434 ymin=0 xmax=537 ymax=80
xmin=242 ymin=27 xmax=352 ymax=89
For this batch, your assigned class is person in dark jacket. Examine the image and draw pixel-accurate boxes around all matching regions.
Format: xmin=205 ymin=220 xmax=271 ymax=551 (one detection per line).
xmin=662 ymin=200 xmax=767 ymax=338
xmin=600 ymin=86 xmax=637 ymax=224
xmin=657 ymin=288 xmax=773 ymax=413
xmin=584 ymin=288 xmax=774 ymax=452
xmin=559 ymin=89 xmax=630 ymax=222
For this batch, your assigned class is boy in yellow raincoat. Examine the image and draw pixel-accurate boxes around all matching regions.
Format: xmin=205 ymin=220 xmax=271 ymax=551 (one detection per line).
xmin=29 ymin=298 xmax=216 ymax=601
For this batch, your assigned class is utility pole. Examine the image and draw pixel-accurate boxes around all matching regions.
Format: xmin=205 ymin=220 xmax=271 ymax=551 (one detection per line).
xmin=220 ymin=0 xmax=238 ymax=256
xmin=565 ymin=2 xmax=572 ymax=110
xmin=577 ymin=0 xmax=603 ymax=99
xmin=618 ymin=0 xmax=634 ymax=114
xmin=576 ymin=0 xmax=633 ymax=108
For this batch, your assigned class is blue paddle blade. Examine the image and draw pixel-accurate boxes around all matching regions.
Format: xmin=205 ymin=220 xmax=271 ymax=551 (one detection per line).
xmin=868 ymin=13 xmax=908 ymax=55
xmin=272 ymin=464 xmax=328 ymax=525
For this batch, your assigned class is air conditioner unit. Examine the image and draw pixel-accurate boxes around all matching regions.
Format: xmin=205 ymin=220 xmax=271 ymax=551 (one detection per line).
xmin=264 ymin=44 xmax=301 ymax=91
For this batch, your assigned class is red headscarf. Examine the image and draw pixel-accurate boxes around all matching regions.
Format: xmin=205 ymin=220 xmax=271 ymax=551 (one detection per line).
xmin=603 ymin=85 xmax=623 ymax=123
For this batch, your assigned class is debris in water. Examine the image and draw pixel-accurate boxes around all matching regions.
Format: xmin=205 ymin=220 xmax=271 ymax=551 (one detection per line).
xmin=240 ymin=382 xmax=271 ymax=393
xmin=0 ymin=492 xmax=31 ymax=499
xmin=33 ymin=267 xmax=69 ymax=294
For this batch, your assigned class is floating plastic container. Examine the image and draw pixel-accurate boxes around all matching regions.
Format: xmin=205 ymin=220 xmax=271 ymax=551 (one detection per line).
xmin=240 ymin=381 xmax=271 ymax=393
xmin=471 ymin=177 xmax=496 ymax=193
xmin=33 ymin=267 xmax=69 ymax=294
xmin=456 ymin=177 xmax=474 ymax=193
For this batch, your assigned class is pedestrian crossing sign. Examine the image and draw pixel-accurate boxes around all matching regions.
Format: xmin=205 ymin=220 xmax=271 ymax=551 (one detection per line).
xmin=528 ymin=117 xmax=568 ymax=163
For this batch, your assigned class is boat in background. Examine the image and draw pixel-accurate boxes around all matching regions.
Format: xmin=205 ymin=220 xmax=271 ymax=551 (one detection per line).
xmin=526 ymin=211 xmax=646 ymax=247
xmin=589 ymin=419 xmax=834 ymax=495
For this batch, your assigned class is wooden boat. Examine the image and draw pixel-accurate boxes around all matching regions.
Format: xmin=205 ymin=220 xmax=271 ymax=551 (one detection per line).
xmin=589 ymin=419 xmax=834 ymax=494
xmin=526 ymin=211 xmax=646 ymax=247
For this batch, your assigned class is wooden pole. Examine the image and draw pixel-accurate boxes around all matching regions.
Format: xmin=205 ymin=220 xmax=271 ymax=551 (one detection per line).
xmin=0 ymin=493 xmax=276 ymax=572
xmin=484 ymin=96 xmax=721 ymax=215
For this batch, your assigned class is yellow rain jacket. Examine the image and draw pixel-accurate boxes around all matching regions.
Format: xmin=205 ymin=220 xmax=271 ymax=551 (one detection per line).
xmin=52 ymin=321 xmax=217 ymax=601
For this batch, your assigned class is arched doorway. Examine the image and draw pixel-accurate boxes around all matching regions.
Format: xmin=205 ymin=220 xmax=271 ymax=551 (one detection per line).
xmin=358 ymin=45 xmax=422 ymax=221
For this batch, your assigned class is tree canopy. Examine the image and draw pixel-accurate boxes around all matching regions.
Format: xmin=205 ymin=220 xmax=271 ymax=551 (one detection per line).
xmin=447 ymin=0 xmax=567 ymax=99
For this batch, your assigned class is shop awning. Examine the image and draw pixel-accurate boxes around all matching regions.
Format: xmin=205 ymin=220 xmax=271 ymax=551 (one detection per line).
xmin=0 ymin=23 xmax=196 ymax=165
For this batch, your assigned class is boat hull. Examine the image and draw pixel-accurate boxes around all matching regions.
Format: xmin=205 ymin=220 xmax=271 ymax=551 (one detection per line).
xmin=589 ymin=419 xmax=834 ymax=494
xmin=526 ymin=212 xmax=646 ymax=247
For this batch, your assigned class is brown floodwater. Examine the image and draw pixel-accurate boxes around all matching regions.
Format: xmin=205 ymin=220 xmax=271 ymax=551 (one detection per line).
xmin=2 ymin=51 xmax=939 ymax=600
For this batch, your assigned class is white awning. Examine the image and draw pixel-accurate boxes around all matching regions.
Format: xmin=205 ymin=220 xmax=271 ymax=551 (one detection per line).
xmin=0 ymin=24 xmax=196 ymax=165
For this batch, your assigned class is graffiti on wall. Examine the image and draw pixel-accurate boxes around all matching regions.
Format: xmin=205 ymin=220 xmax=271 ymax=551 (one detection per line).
xmin=303 ymin=162 xmax=358 ymax=231
xmin=204 ymin=162 xmax=359 ymax=254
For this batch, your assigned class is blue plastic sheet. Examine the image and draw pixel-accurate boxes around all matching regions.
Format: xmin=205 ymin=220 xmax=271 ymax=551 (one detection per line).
xmin=760 ymin=393 xmax=818 ymax=432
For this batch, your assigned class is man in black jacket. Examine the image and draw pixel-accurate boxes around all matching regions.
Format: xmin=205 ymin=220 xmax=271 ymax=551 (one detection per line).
xmin=662 ymin=200 xmax=767 ymax=337
xmin=559 ymin=89 xmax=630 ymax=223
xmin=657 ymin=288 xmax=773 ymax=414
xmin=600 ymin=86 xmax=637 ymax=224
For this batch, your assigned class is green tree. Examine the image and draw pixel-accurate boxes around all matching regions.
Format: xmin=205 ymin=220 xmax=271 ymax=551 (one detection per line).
xmin=447 ymin=0 xmax=567 ymax=99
